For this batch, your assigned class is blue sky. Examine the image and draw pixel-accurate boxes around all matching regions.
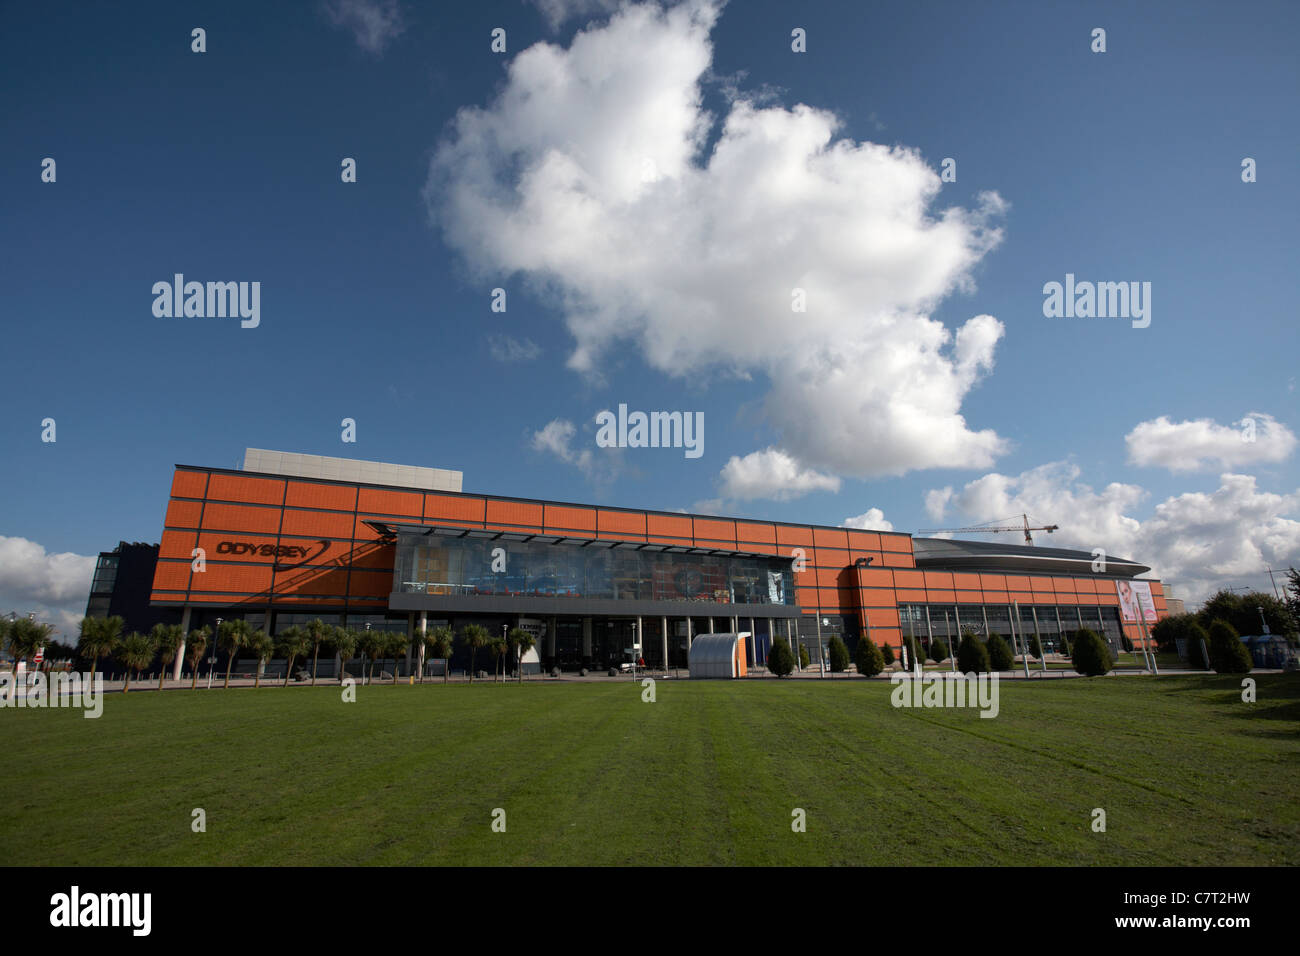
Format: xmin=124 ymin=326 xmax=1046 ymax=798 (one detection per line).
xmin=2 ymin=0 xmax=1298 ymax=634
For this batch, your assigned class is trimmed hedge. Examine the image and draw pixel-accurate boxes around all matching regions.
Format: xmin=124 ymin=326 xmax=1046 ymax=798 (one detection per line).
xmin=767 ymin=637 xmax=795 ymax=677
xmin=929 ymin=639 xmax=950 ymax=663
xmin=798 ymin=644 xmax=810 ymax=669
xmin=1029 ymin=634 xmax=1043 ymax=659
xmin=855 ymin=637 xmax=885 ymax=677
xmin=1207 ymin=619 xmax=1252 ymax=674
xmin=1072 ymin=627 xmax=1113 ymax=676
xmin=881 ymin=642 xmax=895 ymax=666
xmin=827 ymin=635 xmax=849 ymax=673
xmin=986 ymin=634 xmax=1014 ymax=671
xmin=956 ymin=632 xmax=990 ymax=673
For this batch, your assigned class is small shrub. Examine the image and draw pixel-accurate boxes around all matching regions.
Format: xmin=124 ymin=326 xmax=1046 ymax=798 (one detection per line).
xmin=956 ymin=632 xmax=989 ymax=673
xmin=768 ymin=637 xmax=795 ymax=677
xmin=1071 ymin=628 xmax=1113 ymax=676
xmin=827 ymin=635 xmax=850 ymax=673
xmin=1059 ymin=635 xmax=1072 ymax=657
xmin=881 ymin=642 xmax=895 ymax=666
xmin=1029 ymin=634 xmax=1043 ymax=660
xmin=855 ymin=637 xmax=884 ymax=677
xmin=1207 ymin=619 xmax=1252 ymax=674
xmin=929 ymin=639 xmax=949 ymax=663
xmin=986 ymin=633 xmax=1014 ymax=671
xmin=799 ymin=644 xmax=810 ymax=669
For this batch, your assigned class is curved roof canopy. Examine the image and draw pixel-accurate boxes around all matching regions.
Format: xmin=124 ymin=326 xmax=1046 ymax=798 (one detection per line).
xmin=911 ymin=537 xmax=1150 ymax=577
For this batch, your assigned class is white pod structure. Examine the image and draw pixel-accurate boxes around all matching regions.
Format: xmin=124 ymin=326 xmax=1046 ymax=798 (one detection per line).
xmin=688 ymin=633 xmax=749 ymax=679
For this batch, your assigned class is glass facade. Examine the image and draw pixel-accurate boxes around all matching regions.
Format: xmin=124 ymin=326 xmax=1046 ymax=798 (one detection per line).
xmin=896 ymin=602 xmax=1133 ymax=654
xmin=90 ymin=555 xmax=118 ymax=595
xmin=393 ymin=533 xmax=795 ymax=607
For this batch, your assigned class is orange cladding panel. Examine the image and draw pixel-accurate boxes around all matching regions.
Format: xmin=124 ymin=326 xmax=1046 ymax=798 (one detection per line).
xmin=486 ymin=500 xmax=544 ymax=529
xmin=207 ymin=473 xmax=285 ymax=506
xmin=425 ymin=494 xmax=485 ymax=523
xmin=598 ymin=510 xmax=645 ymax=536
xmin=164 ymin=500 xmax=203 ymax=529
xmin=693 ymin=518 xmax=736 ymax=542
xmin=280 ymin=509 xmax=356 ymax=539
xmin=646 ymin=514 xmax=692 ymax=538
xmin=170 ymin=470 xmax=209 ymax=499
xmin=152 ymin=561 xmax=191 ymax=591
xmin=737 ymin=522 xmax=776 ymax=545
xmin=812 ymin=528 xmax=849 ymax=549
xmin=285 ymin=481 xmax=357 ymax=512
xmin=775 ymin=525 xmax=814 ymax=547
xmin=201 ymin=503 xmax=281 ymax=535
xmin=358 ymin=488 xmax=423 ymax=517
xmin=546 ymin=505 xmax=598 ymax=533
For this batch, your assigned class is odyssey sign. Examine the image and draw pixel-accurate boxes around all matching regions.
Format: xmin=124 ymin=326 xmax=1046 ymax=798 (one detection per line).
xmin=215 ymin=539 xmax=329 ymax=570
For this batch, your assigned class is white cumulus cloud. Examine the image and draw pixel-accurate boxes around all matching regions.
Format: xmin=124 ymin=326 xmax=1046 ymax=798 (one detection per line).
xmin=426 ymin=0 xmax=1009 ymax=481
xmin=842 ymin=508 xmax=894 ymax=532
xmin=718 ymin=447 xmax=840 ymax=501
xmin=0 ymin=535 xmax=97 ymax=640
xmin=924 ymin=463 xmax=1300 ymax=604
xmin=323 ymin=0 xmax=405 ymax=55
xmin=530 ymin=418 xmax=621 ymax=484
xmin=1125 ymin=412 xmax=1296 ymax=472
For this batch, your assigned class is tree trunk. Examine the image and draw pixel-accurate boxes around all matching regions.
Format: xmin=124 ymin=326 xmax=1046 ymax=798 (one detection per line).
xmin=311 ymin=646 xmax=319 ymax=686
xmin=224 ymin=654 xmax=234 ymax=689
xmin=284 ymin=655 xmax=295 ymax=688
xmin=191 ymin=663 xmax=199 ymax=690
xmin=158 ymin=664 xmax=167 ymax=691
xmin=443 ymin=658 xmax=448 ymax=684
xmin=123 ymin=667 xmax=131 ymax=693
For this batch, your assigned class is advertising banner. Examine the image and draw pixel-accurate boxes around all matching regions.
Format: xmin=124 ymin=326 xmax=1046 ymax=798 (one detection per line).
xmin=1116 ymin=580 xmax=1157 ymax=623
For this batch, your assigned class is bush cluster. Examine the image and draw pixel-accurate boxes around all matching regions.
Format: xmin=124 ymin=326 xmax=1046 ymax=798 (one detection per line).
xmin=1071 ymin=628 xmax=1113 ymax=676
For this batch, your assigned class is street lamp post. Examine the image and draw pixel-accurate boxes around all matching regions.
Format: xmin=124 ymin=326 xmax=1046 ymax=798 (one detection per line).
xmin=208 ymin=617 xmax=222 ymax=689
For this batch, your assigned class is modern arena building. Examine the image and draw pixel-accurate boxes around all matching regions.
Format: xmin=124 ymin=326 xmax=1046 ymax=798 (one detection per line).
xmin=129 ymin=449 xmax=1168 ymax=677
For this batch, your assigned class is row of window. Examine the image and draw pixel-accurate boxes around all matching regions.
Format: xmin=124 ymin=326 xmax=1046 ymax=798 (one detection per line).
xmin=393 ymin=535 xmax=796 ymax=606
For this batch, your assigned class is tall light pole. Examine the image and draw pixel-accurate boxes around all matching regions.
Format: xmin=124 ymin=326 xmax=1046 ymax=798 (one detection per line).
xmin=208 ymin=617 xmax=222 ymax=689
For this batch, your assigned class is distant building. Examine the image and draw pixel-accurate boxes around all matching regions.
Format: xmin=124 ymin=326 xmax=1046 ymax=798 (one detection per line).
xmin=85 ymin=541 xmax=182 ymax=636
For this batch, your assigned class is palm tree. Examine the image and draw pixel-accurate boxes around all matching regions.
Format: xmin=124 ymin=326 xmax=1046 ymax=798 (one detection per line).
xmin=77 ymin=615 xmax=123 ymax=677
xmin=487 ymin=636 xmax=506 ymax=682
xmin=508 ymin=627 xmax=536 ymax=683
xmin=6 ymin=618 xmax=52 ymax=682
xmin=305 ymin=618 xmax=331 ymax=686
xmin=248 ymin=630 xmax=274 ymax=688
xmin=277 ymin=626 xmax=311 ymax=687
xmin=185 ymin=626 xmax=210 ymax=689
xmin=388 ymin=632 xmax=410 ymax=685
xmin=117 ymin=631 xmax=156 ymax=693
xmin=357 ymin=629 xmax=382 ymax=684
xmin=330 ymin=625 xmax=357 ymax=684
xmin=219 ymin=619 xmax=252 ymax=689
xmin=428 ymin=626 xmax=454 ymax=684
xmin=460 ymin=624 xmax=489 ymax=683
xmin=154 ymin=623 xmax=186 ymax=690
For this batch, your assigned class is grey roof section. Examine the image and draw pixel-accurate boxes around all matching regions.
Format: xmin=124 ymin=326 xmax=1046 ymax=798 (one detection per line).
xmin=243 ymin=448 xmax=462 ymax=492
xmin=911 ymin=537 xmax=1151 ymax=577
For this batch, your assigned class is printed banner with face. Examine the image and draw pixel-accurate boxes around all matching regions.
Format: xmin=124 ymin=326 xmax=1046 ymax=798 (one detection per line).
xmin=1116 ymin=580 xmax=1157 ymax=623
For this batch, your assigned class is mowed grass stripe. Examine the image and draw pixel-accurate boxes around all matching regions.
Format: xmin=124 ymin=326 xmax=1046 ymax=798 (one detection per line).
xmin=3 ymin=676 xmax=1296 ymax=865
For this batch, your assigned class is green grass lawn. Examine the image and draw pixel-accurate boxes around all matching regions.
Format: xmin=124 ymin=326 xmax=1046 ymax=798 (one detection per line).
xmin=5 ymin=675 xmax=1297 ymax=866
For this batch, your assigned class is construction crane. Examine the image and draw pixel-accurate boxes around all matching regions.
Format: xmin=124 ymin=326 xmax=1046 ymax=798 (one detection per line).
xmin=919 ymin=513 xmax=1059 ymax=546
